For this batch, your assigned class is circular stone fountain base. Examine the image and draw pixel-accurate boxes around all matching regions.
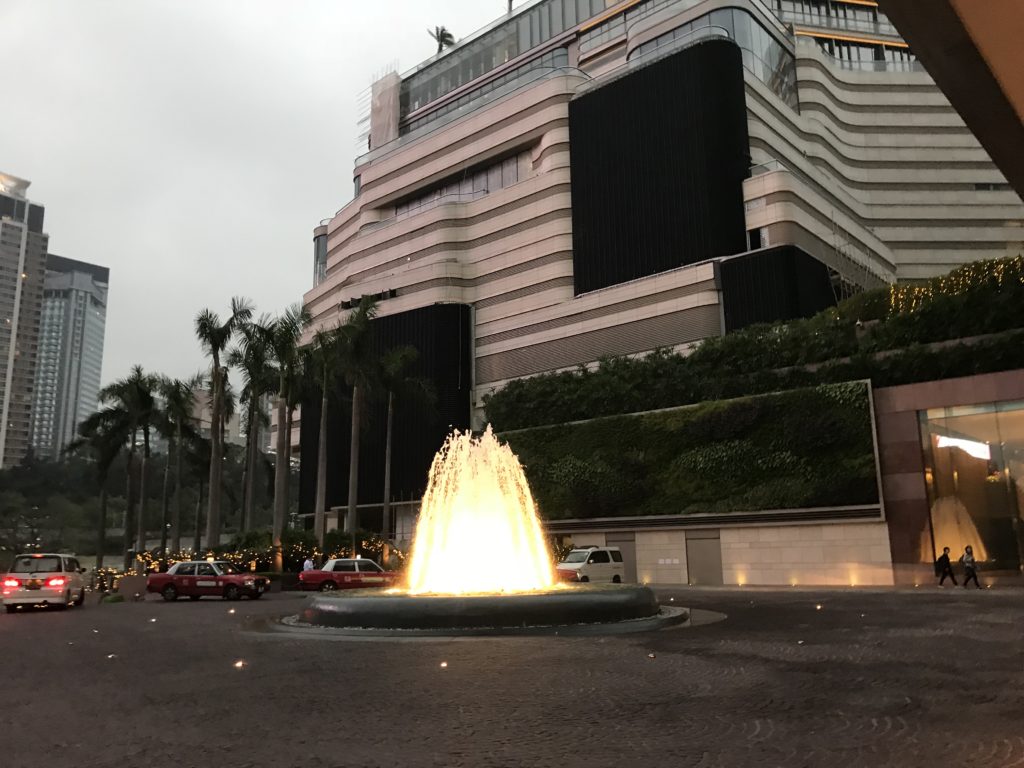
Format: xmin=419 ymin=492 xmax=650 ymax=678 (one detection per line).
xmin=297 ymin=584 xmax=665 ymax=633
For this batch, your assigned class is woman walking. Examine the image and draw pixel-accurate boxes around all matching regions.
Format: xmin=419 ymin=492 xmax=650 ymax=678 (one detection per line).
xmin=959 ymin=545 xmax=982 ymax=589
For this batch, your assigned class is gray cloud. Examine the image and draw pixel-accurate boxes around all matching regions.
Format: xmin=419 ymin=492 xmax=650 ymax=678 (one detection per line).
xmin=0 ymin=0 xmax=504 ymax=383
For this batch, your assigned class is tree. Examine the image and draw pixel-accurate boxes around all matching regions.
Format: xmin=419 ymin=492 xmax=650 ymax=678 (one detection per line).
xmin=336 ymin=297 xmax=378 ymax=556
xmin=428 ymin=26 xmax=455 ymax=54
xmin=377 ymin=346 xmax=434 ymax=539
xmin=269 ymin=303 xmax=311 ymax=572
xmin=228 ymin=315 xmax=276 ymax=534
xmin=90 ymin=365 xmax=157 ymax=571
xmin=195 ymin=297 xmax=253 ymax=549
xmin=66 ymin=416 xmax=123 ymax=571
xmin=310 ymin=325 xmax=344 ymax=548
xmin=158 ymin=374 xmax=203 ymax=557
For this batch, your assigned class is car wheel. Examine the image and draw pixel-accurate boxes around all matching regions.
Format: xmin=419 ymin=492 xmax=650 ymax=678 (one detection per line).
xmin=53 ymin=591 xmax=70 ymax=610
xmin=319 ymin=581 xmax=337 ymax=592
xmin=612 ymin=575 xmax=622 ymax=584
xmin=580 ymin=576 xmax=590 ymax=583
xmin=224 ymin=585 xmax=241 ymax=601
xmin=189 ymin=595 xmax=201 ymax=601
xmin=4 ymin=605 xmax=16 ymax=614
xmin=250 ymin=592 xmax=263 ymax=600
xmin=162 ymin=584 xmax=178 ymax=602
xmin=74 ymin=589 xmax=86 ymax=607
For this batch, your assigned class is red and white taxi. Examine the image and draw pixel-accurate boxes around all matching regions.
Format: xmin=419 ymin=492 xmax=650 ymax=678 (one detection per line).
xmin=298 ymin=558 xmax=399 ymax=592
xmin=146 ymin=561 xmax=267 ymax=601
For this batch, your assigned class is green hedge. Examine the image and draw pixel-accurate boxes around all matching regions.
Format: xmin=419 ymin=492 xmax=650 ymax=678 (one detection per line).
xmin=485 ymin=257 xmax=1024 ymax=431
xmin=502 ymin=382 xmax=878 ymax=520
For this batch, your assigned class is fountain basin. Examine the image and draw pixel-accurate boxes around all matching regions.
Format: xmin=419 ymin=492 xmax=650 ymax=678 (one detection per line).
xmin=300 ymin=584 xmax=661 ymax=631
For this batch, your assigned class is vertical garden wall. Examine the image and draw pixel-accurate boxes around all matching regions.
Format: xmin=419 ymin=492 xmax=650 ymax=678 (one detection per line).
xmin=502 ymin=382 xmax=879 ymax=520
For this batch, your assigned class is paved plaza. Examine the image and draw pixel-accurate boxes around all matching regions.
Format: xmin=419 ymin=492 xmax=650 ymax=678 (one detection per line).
xmin=2 ymin=586 xmax=1022 ymax=768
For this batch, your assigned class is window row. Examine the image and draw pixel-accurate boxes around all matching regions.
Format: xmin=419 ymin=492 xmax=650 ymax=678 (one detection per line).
xmin=814 ymin=37 xmax=916 ymax=70
xmin=402 ymin=48 xmax=568 ymax=137
xmin=628 ymin=8 xmax=799 ymax=110
xmin=579 ymin=0 xmax=701 ymax=53
xmin=401 ymin=0 xmax=607 ymax=118
xmin=393 ymin=151 xmax=531 ymax=221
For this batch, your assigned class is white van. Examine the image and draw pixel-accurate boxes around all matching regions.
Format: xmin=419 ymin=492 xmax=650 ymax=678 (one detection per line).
xmin=556 ymin=546 xmax=626 ymax=584
xmin=2 ymin=553 xmax=88 ymax=612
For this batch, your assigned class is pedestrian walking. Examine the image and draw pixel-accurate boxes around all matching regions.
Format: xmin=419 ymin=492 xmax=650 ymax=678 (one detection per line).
xmin=959 ymin=545 xmax=982 ymax=589
xmin=303 ymin=556 xmax=315 ymax=572
xmin=935 ymin=547 xmax=958 ymax=586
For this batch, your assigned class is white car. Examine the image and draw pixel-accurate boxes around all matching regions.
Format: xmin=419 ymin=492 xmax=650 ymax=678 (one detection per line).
xmin=556 ymin=546 xmax=626 ymax=584
xmin=2 ymin=553 xmax=88 ymax=612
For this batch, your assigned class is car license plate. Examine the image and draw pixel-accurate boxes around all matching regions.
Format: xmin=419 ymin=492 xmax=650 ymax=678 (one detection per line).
xmin=27 ymin=580 xmax=41 ymax=590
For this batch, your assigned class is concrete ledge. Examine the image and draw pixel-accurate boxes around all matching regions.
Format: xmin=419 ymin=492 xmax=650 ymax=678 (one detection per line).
xmin=300 ymin=584 xmax=660 ymax=630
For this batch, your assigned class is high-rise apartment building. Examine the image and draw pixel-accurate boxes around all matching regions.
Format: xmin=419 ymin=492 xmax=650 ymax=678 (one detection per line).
xmin=30 ymin=255 xmax=109 ymax=459
xmin=0 ymin=172 xmax=47 ymax=469
xmin=300 ymin=0 xmax=1024 ymax=515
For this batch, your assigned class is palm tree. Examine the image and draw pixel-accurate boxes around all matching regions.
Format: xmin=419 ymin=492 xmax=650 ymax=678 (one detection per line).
xmin=336 ymin=297 xmax=378 ymax=556
xmin=228 ymin=315 xmax=276 ymax=534
xmin=377 ymin=346 xmax=435 ymax=540
xmin=92 ymin=365 xmax=157 ymax=571
xmin=66 ymin=417 xmax=123 ymax=572
xmin=195 ymin=297 xmax=253 ymax=549
xmin=309 ymin=325 xmax=344 ymax=548
xmin=158 ymin=374 xmax=203 ymax=557
xmin=429 ymin=26 xmax=455 ymax=54
xmin=269 ymin=304 xmax=311 ymax=572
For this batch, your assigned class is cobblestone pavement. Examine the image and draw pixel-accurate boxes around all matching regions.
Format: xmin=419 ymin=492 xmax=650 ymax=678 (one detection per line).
xmin=2 ymin=586 xmax=1022 ymax=768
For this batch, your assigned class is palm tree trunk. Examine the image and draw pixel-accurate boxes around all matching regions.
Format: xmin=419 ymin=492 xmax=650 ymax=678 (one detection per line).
xmin=136 ymin=428 xmax=150 ymax=573
xmin=171 ymin=422 xmax=182 ymax=554
xmin=314 ymin=375 xmax=329 ymax=548
xmin=382 ymin=390 xmax=394 ymax=540
xmin=96 ymin=485 xmax=107 ymax=571
xmin=159 ymin=446 xmax=171 ymax=568
xmin=272 ymin=383 xmax=288 ymax=573
xmin=206 ymin=362 xmax=223 ymax=548
xmin=346 ymin=384 xmax=362 ymax=556
xmin=194 ymin=480 xmax=204 ymax=554
xmin=123 ymin=428 xmax=137 ymax=572
xmin=242 ymin=395 xmax=258 ymax=532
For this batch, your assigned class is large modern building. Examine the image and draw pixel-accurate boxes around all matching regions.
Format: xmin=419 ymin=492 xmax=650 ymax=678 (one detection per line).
xmin=0 ymin=172 xmax=47 ymax=469
xmin=29 ymin=255 xmax=109 ymax=460
xmin=299 ymin=0 xmax=1024 ymax=580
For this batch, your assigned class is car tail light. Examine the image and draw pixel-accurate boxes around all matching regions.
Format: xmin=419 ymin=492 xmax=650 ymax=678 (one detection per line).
xmin=47 ymin=577 xmax=67 ymax=588
xmin=2 ymin=577 xmax=19 ymax=588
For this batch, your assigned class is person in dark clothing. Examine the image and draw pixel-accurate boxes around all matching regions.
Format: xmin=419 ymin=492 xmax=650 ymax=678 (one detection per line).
xmin=959 ymin=545 xmax=982 ymax=589
xmin=935 ymin=547 xmax=957 ymax=586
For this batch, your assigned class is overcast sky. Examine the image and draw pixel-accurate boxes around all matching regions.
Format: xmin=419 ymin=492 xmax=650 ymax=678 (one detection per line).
xmin=1 ymin=0 xmax=512 ymax=385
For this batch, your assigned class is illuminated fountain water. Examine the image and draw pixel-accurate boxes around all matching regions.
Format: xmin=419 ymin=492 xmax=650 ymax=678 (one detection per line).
xmin=406 ymin=427 xmax=555 ymax=595
xmin=295 ymin=427 xmax=676 ymax=635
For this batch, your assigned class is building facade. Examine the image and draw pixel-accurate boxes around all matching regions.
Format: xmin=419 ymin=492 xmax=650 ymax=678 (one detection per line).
xmin=0 ymin=172 xmax=47 ymax=469
xmin=300 ymin=0 xmax=1024 ymax=579
xmin=30 ymin=255 xmax=109 ymax=460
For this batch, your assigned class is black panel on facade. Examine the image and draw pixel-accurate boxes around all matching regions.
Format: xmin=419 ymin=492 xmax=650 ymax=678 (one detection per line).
xmin=28 ymin=204 xmax=45 ymax=233
xmin=719 ymin=246 xmax=838 ymax=332
xmin=569 ymin=39 xmax=751 ymax=295
xmin=299 ymin=304 xmax=472 ymax=523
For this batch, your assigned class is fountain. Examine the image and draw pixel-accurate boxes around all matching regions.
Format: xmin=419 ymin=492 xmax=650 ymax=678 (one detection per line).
xmin=296 ymin=428 xmax=679 ymax=635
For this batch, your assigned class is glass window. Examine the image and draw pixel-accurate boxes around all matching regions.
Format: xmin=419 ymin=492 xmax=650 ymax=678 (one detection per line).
xmin=610 ymin=551 xmax=623 ymax=563
xmin=11 ymin=555 xmax=62 ymax=573
xmin=502 ymin=156 xmax=519 ymax=187
xmin=175 ymin=563 xmax=197 ymax=576
xmin=357 ymin=561 xmax=383 ymax=572
xmin=333 ymin=561 xmax=357 ymax=572
xmin=920 ymin=402 xmax=1024 ymax=572
xmin=588 ymin=550 xmax=611 ymax=564
xmin=196 ymin=563 xmax=216 ymax=577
